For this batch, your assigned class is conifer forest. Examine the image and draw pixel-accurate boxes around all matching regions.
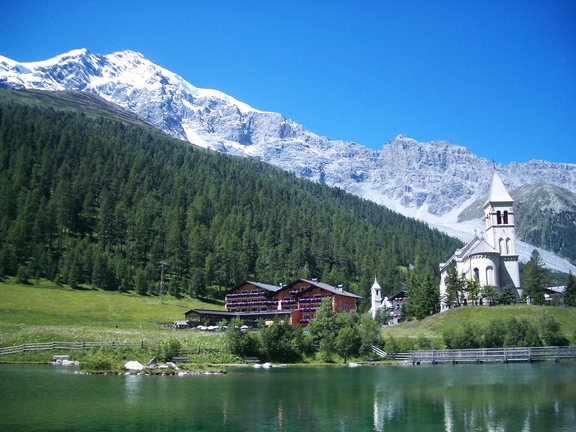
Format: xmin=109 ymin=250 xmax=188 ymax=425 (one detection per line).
xmin=0 ymin=91 xmax=462 ymax=310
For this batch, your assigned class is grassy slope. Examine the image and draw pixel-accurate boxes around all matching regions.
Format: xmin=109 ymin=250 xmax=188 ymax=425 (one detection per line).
xmin=381 ymin=305 xmax=576 ymax=343
xmin=3 ymin=280 xmax=575 ymax=353
xmin=0 ymin=280 xmax=224 ymax=347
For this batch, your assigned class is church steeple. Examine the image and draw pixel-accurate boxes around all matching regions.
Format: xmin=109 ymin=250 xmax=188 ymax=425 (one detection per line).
xmin=485 ymin=172 xmax=513 ymax=206
xmin=484 ymin=172 xmax=515 ymax=255
xmin=370 ymin=277 xmax=382 ymax=318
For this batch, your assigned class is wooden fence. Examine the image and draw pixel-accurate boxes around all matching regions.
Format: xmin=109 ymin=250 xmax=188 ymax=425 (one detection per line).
xmin=0 ymin=341 xmax=223 ymax=356
xmin=0 ymin=341 xmax=145 ymax=356
xmin=400 ymin=346 xmax=576 ymax=365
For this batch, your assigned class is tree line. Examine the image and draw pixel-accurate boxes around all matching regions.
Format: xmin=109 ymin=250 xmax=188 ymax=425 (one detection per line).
xmin=443 ymin=313 xmax=569 ymax=349
xmin=224 ymin=298 xmax=384 ymax=363
xmin=0 ymin=96 xmax=462 ymax=309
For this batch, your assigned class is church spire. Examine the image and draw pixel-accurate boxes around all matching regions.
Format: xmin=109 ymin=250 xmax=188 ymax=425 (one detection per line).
xmin=486 ymin=172 xmax=513 ymax=206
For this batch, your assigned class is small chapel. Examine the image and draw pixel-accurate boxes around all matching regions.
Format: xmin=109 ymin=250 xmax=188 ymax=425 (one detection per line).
xmin=438 ymin=172 xmax=521 ymax=310
xmin=369 ymin=277 xmax=407 ymax=325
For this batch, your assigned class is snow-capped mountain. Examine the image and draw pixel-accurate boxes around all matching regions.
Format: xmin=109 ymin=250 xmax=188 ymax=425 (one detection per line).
xmin=2 ymin=49 xmax=576 ymax=272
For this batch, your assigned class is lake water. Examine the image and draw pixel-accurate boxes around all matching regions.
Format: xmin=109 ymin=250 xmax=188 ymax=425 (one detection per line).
xmin=1 ymin=363 xmax=575 ymax=431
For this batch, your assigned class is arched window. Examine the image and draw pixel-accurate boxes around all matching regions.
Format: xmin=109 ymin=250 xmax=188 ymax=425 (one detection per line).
xmin=486 ymin=266 xmax=494 ymax=285
xmin=496 ymin=211 xmax=502 ymax=224
xmin=499 ymin=238 xmax=504 ymax=254
xmin=473 ymin=268 xmax=479 ymax=280
xmin=503 ymin=211 xmax=509 ymax=224
xmin=506 ymin=238 xmax=511 ymax=255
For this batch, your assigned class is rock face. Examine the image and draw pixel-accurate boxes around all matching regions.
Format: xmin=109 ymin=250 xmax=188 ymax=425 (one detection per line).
xmin=2 ymin=49 xmax=576 ymax=269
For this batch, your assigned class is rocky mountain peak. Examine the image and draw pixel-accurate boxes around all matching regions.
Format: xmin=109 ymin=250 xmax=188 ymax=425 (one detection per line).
xmin=1 ymin=49 xmax=576 ymax=271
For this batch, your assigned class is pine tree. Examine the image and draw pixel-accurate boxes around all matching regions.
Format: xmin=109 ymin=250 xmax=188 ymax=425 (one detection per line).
xmin=563 ymin=272 xmax=576 ymax=307
xmin=523 ymin=250 xmax=547 ymax=305
xmin=444 ymin=262 xmax=462 ymax=307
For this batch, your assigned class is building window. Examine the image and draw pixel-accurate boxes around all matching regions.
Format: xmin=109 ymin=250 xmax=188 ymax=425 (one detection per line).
xmin=506 ymin=238 xmax=511 ymax=254
xmin=499 ymin=238 xmax=504 ymax=254
xmin=473 ymin=268 xmax=479 ymax=280
xmin=496 ymin=211 xmax=502 ymax=225
xmin=486 ymin=267 xmax=494 ymax=286
xmin=503 ymin=211 xmax=509 ymax=224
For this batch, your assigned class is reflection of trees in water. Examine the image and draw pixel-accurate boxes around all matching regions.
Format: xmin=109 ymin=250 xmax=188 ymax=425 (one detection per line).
xmin=370 ymin=366 xmax=576 ymax=432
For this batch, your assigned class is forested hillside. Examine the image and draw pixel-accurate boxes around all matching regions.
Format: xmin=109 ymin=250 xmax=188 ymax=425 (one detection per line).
xmin=0 ymin=90 xmax=462 ymax=309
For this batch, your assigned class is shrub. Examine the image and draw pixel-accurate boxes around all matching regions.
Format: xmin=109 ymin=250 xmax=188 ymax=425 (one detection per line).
xmin=504 ymin=318 xmax=542 ymax=348
xmin=539 ymin=313 xmax=569 ymax=346
xmin=158 ymin=339 xmax=182 ymax=362
xmin=81 ymin=348 xmax=116 ymax=371
xmin=482 ymin=318 xmax=506 ymax=348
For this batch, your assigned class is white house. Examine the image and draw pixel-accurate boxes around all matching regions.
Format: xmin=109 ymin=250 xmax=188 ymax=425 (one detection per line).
xmin=369 ymin=277 xmax=407 ymax=325
xmin=439 ymin=173 xmax=521 ymax=310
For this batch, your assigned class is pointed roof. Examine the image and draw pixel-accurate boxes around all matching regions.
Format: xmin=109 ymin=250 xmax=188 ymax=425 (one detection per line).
xmin=440 ymin=234 xmax=500 ymax=272
xmin=371 ymin=277 xmax=381 ymax=290
xmin=485 ymin=172 xmax=513 ymax=206
xmin=466 ymin=238 xmax=499 ymax=257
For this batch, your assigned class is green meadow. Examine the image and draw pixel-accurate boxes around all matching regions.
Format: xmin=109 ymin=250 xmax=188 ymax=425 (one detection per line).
xmin=0 ymin=279 xmax=224 ymax=349
xmin=1 ymin=279 xmax=575 ymax=363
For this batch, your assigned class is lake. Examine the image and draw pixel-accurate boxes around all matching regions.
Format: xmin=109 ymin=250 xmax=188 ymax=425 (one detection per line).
xmin=1 ymin=362 xmax=575 ymax=431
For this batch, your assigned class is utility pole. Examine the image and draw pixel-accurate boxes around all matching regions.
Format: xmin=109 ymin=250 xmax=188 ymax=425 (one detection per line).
xmin=159 ymin=261 xmax=167 ymax=303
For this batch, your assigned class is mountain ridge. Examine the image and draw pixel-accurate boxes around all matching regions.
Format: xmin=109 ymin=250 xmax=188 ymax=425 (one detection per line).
xmin=2 ymin=49 xmax=575 ymax=272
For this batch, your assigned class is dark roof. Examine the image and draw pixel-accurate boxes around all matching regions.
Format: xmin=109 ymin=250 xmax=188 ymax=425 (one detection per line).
xmin=282 ymin=279 xmax=362 ymax=299
xmin=227 ymin=281 xmax=281 ymax=295
xmin=387 ymin=290 xmax=407 ymax=301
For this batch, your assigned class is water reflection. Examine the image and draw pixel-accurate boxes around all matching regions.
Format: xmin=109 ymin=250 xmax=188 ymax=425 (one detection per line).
xmin=124 ymin=375 xmax=141 ymax=407
xmin=1 ymin=363 xmax=575 ymax=431
xmin=370 ymin=364 xmax=576 ymax=432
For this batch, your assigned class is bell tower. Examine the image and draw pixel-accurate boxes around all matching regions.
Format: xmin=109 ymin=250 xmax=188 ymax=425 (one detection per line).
xmin=370 ymin=277 xmax=382 ymax=318
xmin=483 ymin=172 xmax=520 ymax=289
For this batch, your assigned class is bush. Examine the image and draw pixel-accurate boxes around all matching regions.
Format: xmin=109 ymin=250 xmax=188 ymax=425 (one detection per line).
xmin=81 ymin=348 xmax=116 ymax=371
xmin=482 ymin=318 xmax=506 ymax=348
xmin=443 ymin=322 xmax=479 ymax=349
xmin=225 ymin=317 xmax=262 ymax=358
xmin=504 ymin=317 xmax=542 ymax=347
xmin=539 ymin=313 xmax=569 ymax=346
xmin=158 ymin=339 xmax=182 ymax=362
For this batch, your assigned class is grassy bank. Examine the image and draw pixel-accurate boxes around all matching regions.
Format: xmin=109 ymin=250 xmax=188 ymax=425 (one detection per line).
xmin=380 ymin=305 xmax=576 ymax=352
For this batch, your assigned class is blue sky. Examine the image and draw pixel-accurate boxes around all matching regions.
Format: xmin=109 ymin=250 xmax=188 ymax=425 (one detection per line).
xmin=2 ymin=0 xmax=575 ymax=165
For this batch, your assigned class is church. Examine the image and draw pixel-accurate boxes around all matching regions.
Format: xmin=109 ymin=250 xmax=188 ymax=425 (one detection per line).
xmin=439 ymin=173 xmax=521 ymax=310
